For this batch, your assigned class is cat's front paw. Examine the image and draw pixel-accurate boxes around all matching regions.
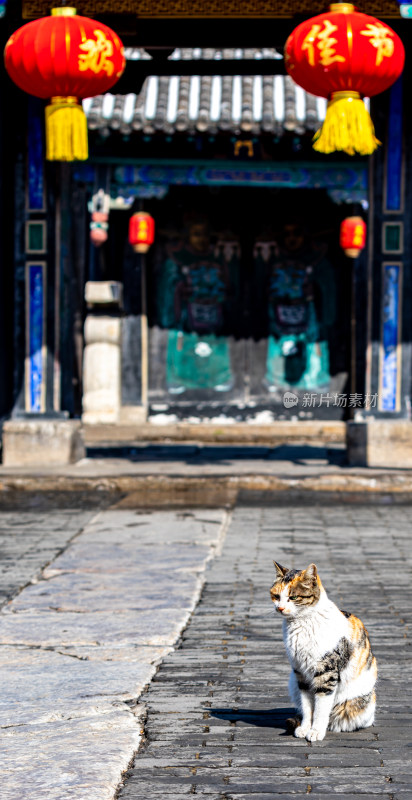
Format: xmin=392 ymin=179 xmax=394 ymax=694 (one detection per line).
xmin=306 ymin=727 xmax=326 ymax=742
xmin=294 ymin=724 xmax=311 ymax=739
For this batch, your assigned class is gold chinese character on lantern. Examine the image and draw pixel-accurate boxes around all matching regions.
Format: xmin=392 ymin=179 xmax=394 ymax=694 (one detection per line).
xmin=360 ymin=23 xmax=395 ymax=66
xmin=353 ymin=225 xmax=365 ymax=246
xmin=302 ymin=19 xmax=346 ymax=68
xmin=78 ymin=29 xmax=115 ymax=76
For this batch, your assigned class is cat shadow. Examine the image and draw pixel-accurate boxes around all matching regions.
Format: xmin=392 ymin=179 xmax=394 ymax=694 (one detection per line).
xmin=209 ymin=706 xmax=297 ymax=736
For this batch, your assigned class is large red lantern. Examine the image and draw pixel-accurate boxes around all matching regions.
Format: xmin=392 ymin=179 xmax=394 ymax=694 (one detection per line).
xmin=4 ymin=7 xmax=125 ymax=161
xmin=340 ymin=216 xmax=367 ymax=257
xmin=129 ymin=213 xmax=155 ymax=253
xmin=285 ymin=3 xmax=405 ymax=155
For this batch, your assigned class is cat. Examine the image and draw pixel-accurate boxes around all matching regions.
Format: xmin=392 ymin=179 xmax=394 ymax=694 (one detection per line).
xmin=270 ymin=561 xmax=377 ymax=742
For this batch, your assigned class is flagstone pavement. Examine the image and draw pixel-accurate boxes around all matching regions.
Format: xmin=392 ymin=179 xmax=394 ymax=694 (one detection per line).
xmin=1 ymin=496 xmax=412 ymax=799
xmin=119 ymin=502 xmax=412 ymax=799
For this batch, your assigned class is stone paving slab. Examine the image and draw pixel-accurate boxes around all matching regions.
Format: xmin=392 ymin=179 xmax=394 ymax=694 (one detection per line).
xmin=119 ymin=504 xmax=412 ymax=800
xmin=1 ymin=507 xmax=228 ymax=800
xmin=7 ymin=571 xmax=203 ymax=612
xmin=3 ymin=710 xmax=143 ymax=800
xmin=0 ymin=508 xmax=98 ymax=607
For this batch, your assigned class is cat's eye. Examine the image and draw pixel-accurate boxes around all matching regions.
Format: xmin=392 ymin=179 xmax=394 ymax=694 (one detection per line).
xmin=289 ymin=595 xmax=299 ymax=601
xmin=273 ymin=593 xmax=280 ymax=600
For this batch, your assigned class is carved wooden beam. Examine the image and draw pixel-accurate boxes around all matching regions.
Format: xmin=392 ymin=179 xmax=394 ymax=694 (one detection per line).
xmin=22 ymin=1 xmax=402 ymax=20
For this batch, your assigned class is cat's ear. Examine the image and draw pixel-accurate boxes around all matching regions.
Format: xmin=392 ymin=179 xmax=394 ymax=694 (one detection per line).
xmin=273 ymin=561 xmax=288 ymax=578
xmin=301 ymin=563 xmax=318 ymax=585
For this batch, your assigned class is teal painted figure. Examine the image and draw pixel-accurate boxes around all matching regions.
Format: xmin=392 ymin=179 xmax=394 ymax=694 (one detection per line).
xmin=157 ymin=222 xmax=236 ymax=392
xmin=255 ymin=223 xmax=336 ymax=392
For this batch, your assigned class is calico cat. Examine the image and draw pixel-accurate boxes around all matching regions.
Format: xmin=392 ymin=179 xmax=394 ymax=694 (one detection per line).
xmin=270 ymin=561 xmax=377 ymax=742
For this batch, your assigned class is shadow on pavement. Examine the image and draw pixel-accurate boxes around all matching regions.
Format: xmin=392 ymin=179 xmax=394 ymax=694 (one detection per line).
xmin=210 ymin=705 xmax=296 ymax=734
xmin=86 ymin=443 xmax=347 ymax=467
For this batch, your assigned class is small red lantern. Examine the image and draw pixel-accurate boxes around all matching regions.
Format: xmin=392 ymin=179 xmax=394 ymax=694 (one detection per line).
xmin=129 ymin=212 xmax=155 ymax=253
xmin=4 ymin=7 xmax=125 ymax=161
xmin=340 ymin=216 xmax=367 ymax=258
xmin=285 ymin=3 xmax=405 ymax=155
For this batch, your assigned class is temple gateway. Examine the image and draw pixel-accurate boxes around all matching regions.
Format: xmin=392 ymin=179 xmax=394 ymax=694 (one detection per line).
xmin=0 ymin=0 xmax=410 ymax=466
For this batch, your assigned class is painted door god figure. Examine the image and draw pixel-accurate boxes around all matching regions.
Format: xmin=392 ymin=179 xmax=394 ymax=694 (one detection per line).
xmin=255 ymin=221 xmax=336 ymax=393
xmin=158 ymin=221 xmax=236 ymax=393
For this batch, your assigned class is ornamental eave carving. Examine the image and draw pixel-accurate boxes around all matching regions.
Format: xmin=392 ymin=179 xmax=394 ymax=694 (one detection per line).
xmin=22 ymin=1 xmax=401 ymax=19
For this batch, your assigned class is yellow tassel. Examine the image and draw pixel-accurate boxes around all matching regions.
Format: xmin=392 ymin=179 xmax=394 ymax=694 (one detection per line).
xmin=313 ymin=91 xmax=381 ymax=157
xmin=45 ymin=97 xmax=88 ymax=161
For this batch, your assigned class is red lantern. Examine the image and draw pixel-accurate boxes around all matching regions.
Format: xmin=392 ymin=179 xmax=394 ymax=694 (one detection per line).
xmin=285 ymin=3 xmax=405 ymax=155
xmin=340 ymin=216 xmax=367 ymax=258
xmin=4 ymin=7 xmax=125 ymax=161
xmin=129 ymin=213 xmax=155 ymax=253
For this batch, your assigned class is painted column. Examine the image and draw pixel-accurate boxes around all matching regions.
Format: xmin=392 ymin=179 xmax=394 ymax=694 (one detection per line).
xmin=16 ymin=101 xmax=77 ymax=418
xmin=365 ymin=77 xmax=410 ymax=419
xmin=11 ymin=97 xmax=56 ymax=416
xmin=347 ymin=77 xmax=412 ymax=466
xmin=3 ymin=98 xmax=84 ymax=465
xmin=10 ymin=97 xmax=50 ymax=416
xmin=25 ymin=99 xmax=49 ymax=414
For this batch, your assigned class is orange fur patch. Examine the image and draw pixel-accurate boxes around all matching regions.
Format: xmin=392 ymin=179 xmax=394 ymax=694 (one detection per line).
xmin=331 ymin=691 xmax=374 ymax=723
xmin=270 ymin=572 xmax=323 ymax=599
xmin=347 ymin=615 xmax=376 ymax=678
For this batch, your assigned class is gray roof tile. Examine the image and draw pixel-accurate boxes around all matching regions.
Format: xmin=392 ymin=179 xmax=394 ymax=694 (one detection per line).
xmin=83 ymin=48 xmax=325 ymax=137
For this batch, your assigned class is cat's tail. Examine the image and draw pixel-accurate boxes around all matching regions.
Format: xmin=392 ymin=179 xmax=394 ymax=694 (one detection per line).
xmin=328 ymin=690 xmax=376 ymax=732
xmin=285 ymin=715 xmax=301 ymax=734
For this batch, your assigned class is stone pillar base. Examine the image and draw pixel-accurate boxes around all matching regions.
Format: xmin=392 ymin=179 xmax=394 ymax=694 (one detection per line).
xmin=82 ymin=315 xmax=122 ymax=425
xmin=2 ymin=419 xmax=85 ymax=467
xmin=118 ymin=406 xmax=147 ymax=425
xmin=347 ymin=420 xmax=412 ymax=467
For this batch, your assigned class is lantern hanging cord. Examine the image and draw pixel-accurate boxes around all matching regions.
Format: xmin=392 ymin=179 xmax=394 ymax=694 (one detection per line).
xmin=329 ymin=2 xmax=355 ymax=11
xmin=51 ymin=7 xmax=77 ymax=15
xmin=313 ymin=90 xmax=381 ymax=156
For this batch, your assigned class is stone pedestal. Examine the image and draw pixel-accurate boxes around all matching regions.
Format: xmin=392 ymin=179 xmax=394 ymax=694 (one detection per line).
xmin=82 ymin=315 xmax=122 ymax=424
xmin=2 ymin=419 xmax=85 ymax=467
xmin=119 ymin=406 xmax=147 ymax=425
xmin=85 ymin=281 xmax=123 ymax=306
xmin=347 ymin=420 xmax=412 ymax=467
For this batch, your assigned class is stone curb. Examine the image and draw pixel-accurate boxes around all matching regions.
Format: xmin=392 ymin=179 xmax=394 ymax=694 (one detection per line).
xmin=83 ymin=421 xmax=346 ymax=445
xmin=1 ymin=472 xmax=412 ymax=506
